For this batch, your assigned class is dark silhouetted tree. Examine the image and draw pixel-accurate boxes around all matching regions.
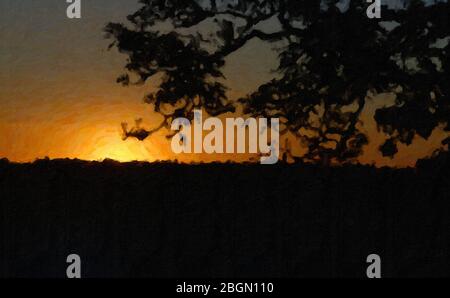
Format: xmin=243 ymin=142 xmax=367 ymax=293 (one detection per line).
xmin=105 ymin=0 xmax=449 ymax=164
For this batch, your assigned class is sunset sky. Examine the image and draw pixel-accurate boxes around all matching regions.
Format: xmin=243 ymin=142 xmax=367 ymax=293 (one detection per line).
xmin=0 ymin=0 xmax=447 ymax=167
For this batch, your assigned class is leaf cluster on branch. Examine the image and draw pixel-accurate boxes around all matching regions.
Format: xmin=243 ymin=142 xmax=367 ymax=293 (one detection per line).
xmin=105 ymin=0 xmax=449 ymax=163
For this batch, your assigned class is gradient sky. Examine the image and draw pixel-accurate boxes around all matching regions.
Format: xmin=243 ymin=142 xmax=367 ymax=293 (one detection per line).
xmin=0 ymin=0 xmax=447 ymax=166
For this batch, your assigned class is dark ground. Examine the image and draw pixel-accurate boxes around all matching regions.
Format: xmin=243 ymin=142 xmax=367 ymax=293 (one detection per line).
xmin=1 ymin=153 xmax=449 ymax=278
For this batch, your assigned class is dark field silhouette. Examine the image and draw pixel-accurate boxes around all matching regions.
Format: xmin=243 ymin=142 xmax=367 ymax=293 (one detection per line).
xmin=1 ymin=154 xmax=449 ymax=278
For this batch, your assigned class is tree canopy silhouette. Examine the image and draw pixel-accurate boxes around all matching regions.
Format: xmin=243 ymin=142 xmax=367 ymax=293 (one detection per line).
xmin=105 ymin=0 xmax=449 ymax=164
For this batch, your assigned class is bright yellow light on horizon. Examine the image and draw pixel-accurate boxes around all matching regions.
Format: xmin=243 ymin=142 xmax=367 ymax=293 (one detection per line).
xmin=86 ymin=134 xmax=157 ymax=162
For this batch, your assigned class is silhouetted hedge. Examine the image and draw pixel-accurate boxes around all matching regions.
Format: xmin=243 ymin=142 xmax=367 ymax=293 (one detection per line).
xmin=1 ymin=155 xmax=449 ymax=277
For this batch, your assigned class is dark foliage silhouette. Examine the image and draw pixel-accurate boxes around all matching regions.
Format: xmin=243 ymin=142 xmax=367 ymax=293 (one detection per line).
xmin=1 ymin=153 xmax=449 ymax=277
xmin=105 ymin=0 xmax=449 ymax=164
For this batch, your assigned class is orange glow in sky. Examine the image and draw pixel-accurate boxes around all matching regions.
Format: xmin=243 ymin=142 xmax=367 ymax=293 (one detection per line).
xmin=0 ymin=0 xmax=447 ymax=167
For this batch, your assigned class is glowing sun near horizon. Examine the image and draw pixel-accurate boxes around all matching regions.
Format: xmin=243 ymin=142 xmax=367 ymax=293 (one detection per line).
xmin=87 ymin=133 xmax=158 ymax=162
